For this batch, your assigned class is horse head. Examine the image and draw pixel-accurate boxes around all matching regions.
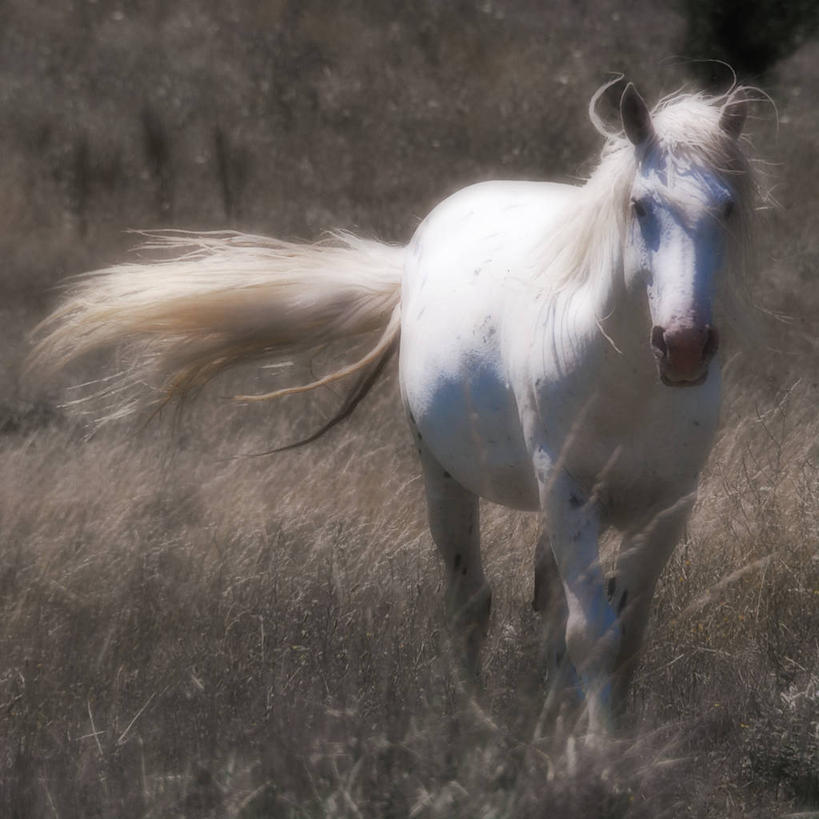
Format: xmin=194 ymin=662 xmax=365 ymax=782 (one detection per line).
xmin=620 ymin=84 xmax=748 ymax=386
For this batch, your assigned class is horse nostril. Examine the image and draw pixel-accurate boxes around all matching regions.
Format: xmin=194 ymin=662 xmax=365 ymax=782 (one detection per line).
xmin=650 ymin=325 xmax=667 ymax=360
xmin=703 ymin=325 xmax=719 ymax=361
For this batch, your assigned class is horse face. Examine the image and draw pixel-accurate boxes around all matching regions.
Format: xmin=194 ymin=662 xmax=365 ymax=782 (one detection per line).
xmin=624 ymin=159 xmax=734 ymax=386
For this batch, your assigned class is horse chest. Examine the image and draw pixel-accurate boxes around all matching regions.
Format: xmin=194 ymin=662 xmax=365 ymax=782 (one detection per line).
xmin=543 ymin=376 xmax=720 ymax=523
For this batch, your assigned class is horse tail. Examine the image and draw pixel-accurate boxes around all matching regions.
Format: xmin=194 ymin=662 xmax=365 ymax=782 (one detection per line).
xmin=29 ymin=230 xmax=405 ymax=427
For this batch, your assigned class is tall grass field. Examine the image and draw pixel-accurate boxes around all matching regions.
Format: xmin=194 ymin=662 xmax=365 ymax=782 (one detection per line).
xmin=1 ymin=2 xmax=817 ymax=816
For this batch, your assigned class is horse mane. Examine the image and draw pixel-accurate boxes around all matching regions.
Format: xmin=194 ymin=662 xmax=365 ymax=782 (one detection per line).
xmin=538 ymin=83 xmax=761 ymax=328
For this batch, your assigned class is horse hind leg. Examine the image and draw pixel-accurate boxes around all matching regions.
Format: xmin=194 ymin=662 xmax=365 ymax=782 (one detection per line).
xmin=415 ymin=437 xmax=491 ymax=678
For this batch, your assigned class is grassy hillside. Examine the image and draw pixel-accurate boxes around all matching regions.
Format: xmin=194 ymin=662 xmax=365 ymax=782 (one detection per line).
xmin=1 ymin=2 xmax=817 ymax=816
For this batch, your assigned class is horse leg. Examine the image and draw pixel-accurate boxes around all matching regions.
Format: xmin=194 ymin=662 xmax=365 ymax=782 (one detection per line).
xmin=417 ymin=440 xmax=491 ymax=678
xmin=533 ymin=528 xmax=568 ymax=663
xmin=532 ymin=530 xmax=578 ymax=726
xmin=537 ymin=464 xmax=620 ymax=735
xmin=609 ymin=497 xmax=693 ymax=717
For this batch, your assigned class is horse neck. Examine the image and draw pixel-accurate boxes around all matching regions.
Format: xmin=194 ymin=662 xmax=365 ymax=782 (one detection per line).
xmin=519 ymin=168 xmax=658 ymax=389
xmin=566 ymin=251 xmax=658 ymax=389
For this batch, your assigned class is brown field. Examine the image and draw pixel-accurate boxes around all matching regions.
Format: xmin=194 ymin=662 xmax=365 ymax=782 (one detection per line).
xmin=1 ymin=2 xmax=817 ymax=817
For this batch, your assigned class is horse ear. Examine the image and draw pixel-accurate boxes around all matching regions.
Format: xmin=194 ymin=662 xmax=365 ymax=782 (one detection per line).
xmin=720 ymin=90 xmax=747 ymax=139
xmin=620 ymin=83 xmax=654 ymax=146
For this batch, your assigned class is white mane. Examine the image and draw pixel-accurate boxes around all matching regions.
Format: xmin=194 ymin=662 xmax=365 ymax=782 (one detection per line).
xmin=537 ymin=86 xmax=759 ymax=324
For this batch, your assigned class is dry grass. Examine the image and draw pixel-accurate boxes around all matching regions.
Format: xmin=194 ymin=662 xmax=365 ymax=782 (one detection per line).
xmin=2 ymin=364 xmax=816 ymax=817
xmin=1 ymin=2 xmax=818 ymax=817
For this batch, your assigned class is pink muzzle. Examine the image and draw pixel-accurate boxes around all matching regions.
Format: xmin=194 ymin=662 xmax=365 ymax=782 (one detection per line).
xmin=650 ymin=323 xmax=719 ymax=386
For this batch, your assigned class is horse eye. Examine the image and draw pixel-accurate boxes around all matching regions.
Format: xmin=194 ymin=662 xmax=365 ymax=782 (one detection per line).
xmin=723 ymin=200 xmax=735 ymax=220
xmin=631 ymin=198 xmax=647 ymax=219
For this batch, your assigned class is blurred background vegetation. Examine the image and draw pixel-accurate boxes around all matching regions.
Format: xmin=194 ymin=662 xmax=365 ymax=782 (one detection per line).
xmin=1 ymin=1 xmax=817 ymax=817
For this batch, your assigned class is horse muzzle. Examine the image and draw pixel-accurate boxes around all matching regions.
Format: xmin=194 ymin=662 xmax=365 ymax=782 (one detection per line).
xmin=650 ymin=323 xmax=719 ymax=387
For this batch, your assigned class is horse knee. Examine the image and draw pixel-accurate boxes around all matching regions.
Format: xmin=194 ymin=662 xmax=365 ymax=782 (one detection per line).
xmin=564 ymin=606 xmax=620 ymax=680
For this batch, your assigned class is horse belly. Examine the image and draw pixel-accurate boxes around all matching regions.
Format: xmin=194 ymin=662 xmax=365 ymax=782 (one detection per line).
xmin=405 ymin=352 xmax=540 ymax=508
xmin=399 ymin=258 xmax=539 ymax=509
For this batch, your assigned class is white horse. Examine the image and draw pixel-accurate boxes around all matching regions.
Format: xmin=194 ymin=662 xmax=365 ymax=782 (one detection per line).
xmin=32 ymin=82 xmax=756 ymax=734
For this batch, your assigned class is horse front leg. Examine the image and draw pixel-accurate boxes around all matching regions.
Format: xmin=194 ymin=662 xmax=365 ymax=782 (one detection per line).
xmin=416 ymin=439 xmax=491 ymax=679
xmin=532 ymin=530 xmax=580 ymax=729
xmin=536 ymin=462 xmax=620 ymax=736
xmin=608 ymin=495 xmax=693 ymax=717
xmin=533 ymin=528 xmax=569 ymax=669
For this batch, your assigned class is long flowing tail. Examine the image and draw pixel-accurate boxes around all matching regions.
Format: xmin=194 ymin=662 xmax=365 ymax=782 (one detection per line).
xmin=29 ymin=230 xmax=405 ymax=426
